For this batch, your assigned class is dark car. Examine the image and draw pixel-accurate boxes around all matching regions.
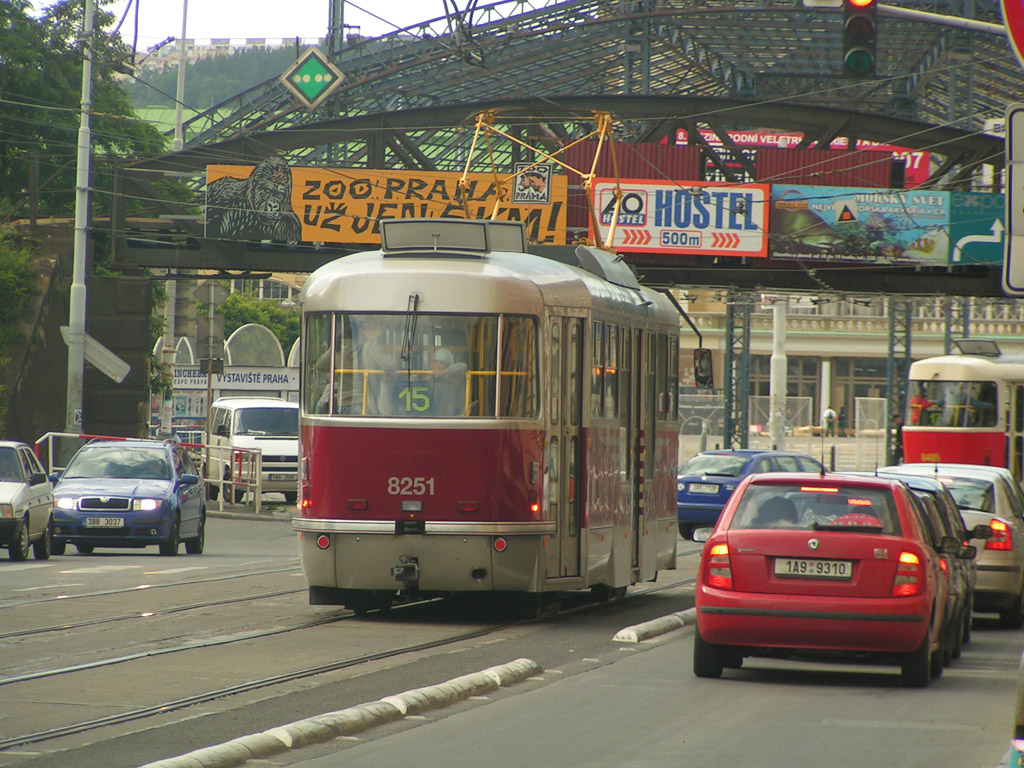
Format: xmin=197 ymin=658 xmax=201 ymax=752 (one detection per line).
xmin=51 ymin=440 xmax=206 ymax=556
xmin=676 ymin=449 xmax=824 ymax=539
xmin=694 ymin=472 xmax=958 ymax=687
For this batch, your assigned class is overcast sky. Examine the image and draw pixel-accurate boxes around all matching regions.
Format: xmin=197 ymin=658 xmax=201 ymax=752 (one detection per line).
xmin=95 ymin=1 xmax=557 ymax=49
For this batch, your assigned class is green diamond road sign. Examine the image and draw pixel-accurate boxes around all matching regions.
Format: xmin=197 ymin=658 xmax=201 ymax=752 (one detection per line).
xmin=280 ymin=48 xmax=344 ymax=110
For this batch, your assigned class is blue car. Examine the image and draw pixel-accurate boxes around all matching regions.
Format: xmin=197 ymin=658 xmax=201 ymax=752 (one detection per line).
xmin=676 ymin=449 xmax=824 ymax=539
xmin=51 ymin=440 xmax=206 ymax=556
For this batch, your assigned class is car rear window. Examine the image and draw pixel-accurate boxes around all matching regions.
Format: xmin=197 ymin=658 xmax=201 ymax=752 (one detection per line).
xmin=680 ymin=454 xmax=747 ymax=477
xmin=939 ymin=477 xmax=994 ymax=513
xmin=730 ymin=483 xmax=900 ymax=534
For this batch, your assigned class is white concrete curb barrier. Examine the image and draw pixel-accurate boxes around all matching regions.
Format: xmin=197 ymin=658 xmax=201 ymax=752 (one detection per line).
xmin=612 ymin=608 xmax=697 ymax=643
xmin=136 ymin=657 xmax=543 ymax=768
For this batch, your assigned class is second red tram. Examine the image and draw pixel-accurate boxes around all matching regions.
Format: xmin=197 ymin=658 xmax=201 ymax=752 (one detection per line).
xmin=904 ymin=347 xmax=1024 ymax=482
xmin=293 ymin=218 xmax=682 ymax=612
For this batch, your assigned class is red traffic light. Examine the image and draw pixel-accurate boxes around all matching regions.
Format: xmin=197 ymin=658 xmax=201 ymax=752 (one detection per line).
xmin=847 ymin=0 xmax=875 ymax=6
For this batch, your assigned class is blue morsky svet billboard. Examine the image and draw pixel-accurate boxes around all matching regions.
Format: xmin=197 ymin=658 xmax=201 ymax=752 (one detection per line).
xmin=769 ymin=185 xmax=951 ymax=264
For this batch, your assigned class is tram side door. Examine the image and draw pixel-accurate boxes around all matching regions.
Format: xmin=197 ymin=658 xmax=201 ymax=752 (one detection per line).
xmin=633 ymin=329 xmax=654 ymax=569
xmin=546 ymin=314 xmax=582 ymax=580
xmin=1010 ymin=383 xmax=1024 ymax=485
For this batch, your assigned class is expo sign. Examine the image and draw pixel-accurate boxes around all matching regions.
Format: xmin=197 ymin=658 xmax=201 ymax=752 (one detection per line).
xmin=590 ymin=178 xmax=770 ymax=257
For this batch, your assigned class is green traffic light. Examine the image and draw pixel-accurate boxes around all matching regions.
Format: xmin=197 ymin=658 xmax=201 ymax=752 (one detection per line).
xmin=845 ymin=48 xmax=875 ymax=76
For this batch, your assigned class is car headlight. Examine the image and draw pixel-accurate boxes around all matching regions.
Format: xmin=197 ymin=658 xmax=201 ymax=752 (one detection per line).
xmin=55 ymin=497 xmax=77 ymax=511
xmin=0 ymin=503 xmax=13 ymax=519
xmin=132 ymin=498 xmax=161 ymax=511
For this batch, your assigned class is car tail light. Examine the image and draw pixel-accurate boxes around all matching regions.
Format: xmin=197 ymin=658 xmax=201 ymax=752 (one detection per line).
xmin=985 ymin=519 xmax=1013 ymax=551
xmin=939 ymin=558 xmax=948 ymax=576
xmin=705 ymin=543 xmax=733 ymax=590
xmin=891 ymin=551 xmax=922 ymax=597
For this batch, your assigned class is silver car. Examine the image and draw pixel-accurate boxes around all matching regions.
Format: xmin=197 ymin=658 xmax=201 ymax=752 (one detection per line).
xmin=879 ymin=463 xmax=1024 ymax=629
xmin=0 ymin=441 xmax=55 ymax=561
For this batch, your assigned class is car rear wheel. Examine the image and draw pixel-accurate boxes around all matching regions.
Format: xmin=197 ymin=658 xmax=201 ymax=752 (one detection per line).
xmin=693 ymin=628 xmax=724 ymax=679
xmin=901 ymin=636 xmax=931 ymax=688
xmin=8 ymin=521 xmax=29 ymax=561
xmin=184 ymin=512 xmax=205 ymax=555
xmin=999 ymin=584 xmax=1024 ymax=629
xmin=32 ymin=518 xmax=52 ymax=560
xmin=159 ymin=514 xmax=180 ymax=556
xmin=678 ymin=523 xmax=693 ymax=539
xmin=51 ymin=539 xmax=66 ymax=556
xmin=284 ymin=491 xmax=298 ymax=504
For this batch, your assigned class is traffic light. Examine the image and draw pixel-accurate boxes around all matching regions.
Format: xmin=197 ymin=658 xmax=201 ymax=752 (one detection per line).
xmin=843 ymin=0 xmax=877 ymax=77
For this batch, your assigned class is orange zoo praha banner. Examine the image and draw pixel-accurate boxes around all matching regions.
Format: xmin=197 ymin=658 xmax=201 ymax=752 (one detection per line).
xmin=205 ymin=161 xmax=568 ymax=245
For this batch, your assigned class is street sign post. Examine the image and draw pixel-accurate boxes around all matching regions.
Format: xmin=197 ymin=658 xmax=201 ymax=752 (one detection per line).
xmin=1004 ymin=104 xmax=1024 ymax=295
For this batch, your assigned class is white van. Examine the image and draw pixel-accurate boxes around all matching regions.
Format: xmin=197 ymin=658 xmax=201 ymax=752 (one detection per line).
xmin=206 ymin=397 xmax=299 ymax=504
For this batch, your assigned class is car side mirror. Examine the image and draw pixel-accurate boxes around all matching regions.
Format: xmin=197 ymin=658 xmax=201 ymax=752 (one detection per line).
xmin=694 ymin=348 xmax=714 ymax=389
xmin=959 ymin=544 xmax=977 ymax=560
xmin=692 ymin=526 xmax=713 ymax=543
xmin=30 ymin=471 xmax=47 ymax=486
xmin=939 ymin=535 xmax=961 ymax=555
xmin=969 ymin=524 xmax=993 ymax=540
xmin=48 ymin=471 xmax=61 ymax=484
xmin=178 ymin=473 xmax=199 ymax=486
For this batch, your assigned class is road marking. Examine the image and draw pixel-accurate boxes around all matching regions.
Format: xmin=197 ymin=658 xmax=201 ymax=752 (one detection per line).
xmin=59 ymin=565 xmax=143 ymax=574
xmin=821 ymin=718 xmax=975 ymax=731
xmin=12 ymin=582 xmax=85 ymax=592
xmin=143 ymin=567 xmax=210 ymax=575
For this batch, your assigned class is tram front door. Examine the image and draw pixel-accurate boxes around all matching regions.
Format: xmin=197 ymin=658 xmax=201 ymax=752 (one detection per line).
xmin=546 ymin=314 xmax=582 ymax=580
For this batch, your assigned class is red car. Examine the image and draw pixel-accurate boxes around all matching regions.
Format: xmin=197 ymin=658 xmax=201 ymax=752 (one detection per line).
xmin=694 ymin=472 xmax=960 ymax=687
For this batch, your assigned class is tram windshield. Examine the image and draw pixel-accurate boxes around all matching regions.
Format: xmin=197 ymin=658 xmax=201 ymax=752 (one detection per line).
xmin=906 ymin=379 xmax=998 ymax=428
xmin=304 ymin=312 xmax=538 ymax=419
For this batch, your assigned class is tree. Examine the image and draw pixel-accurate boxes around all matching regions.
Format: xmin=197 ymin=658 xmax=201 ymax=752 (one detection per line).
xmin=1 ymin=0 xmax=167 ymax=220
xmin=218 ymin=292 xmax=301 ymax=358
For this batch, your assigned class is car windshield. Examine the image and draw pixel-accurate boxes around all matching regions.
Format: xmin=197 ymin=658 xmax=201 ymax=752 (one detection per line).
xmin=730 ymin=483 xmax=900 ymax=534
xmin=235 ymin=407 xmax=299 ymax=436
xmin=680 ymin=454 xmax=747 ymax=477
xmin=64 ymin=446 xmax=171 ymax=481
xmin=0 ymin=447 xmax=22 ymax=482
xmin=939 ymin=476 xmax=994 ymax=513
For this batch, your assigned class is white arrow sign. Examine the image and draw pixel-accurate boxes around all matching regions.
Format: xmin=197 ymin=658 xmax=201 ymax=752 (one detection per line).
xmin=60 ymin=327 xmax=131 ymax=383
xmin=952 ymin=219 xmax=1005 ymax=262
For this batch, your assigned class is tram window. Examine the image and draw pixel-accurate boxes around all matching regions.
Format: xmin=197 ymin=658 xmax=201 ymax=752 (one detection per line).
xmin=606 ymin=324 xmax=618 ymax=419
xmin=656 ymin=333 xmax=669 ymax=419
xmin=550 ymin=321 xmax=561 ymax=427
xmin=305 ymin=313 xmax=332 ymax=414
xmin=1017 ymin=387 xmax=1024 ymax=433
xmin=591 ymin=322 xmax=605 ymax=419
xmin=668 ymin=336 xmax=679 ymax=421
xmin=499 ymin=316 xmax=538 ymax=418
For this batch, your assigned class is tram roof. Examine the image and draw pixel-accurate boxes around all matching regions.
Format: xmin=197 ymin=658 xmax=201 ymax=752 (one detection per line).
xmin=301 ymin=245 xmax=678 ymax=324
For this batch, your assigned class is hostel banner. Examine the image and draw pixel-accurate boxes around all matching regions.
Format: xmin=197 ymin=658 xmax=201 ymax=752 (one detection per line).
xmin=206 ymin=160 xmax=568 ymax=245
xmin=589 ymin=178 xmax=770 ymax=257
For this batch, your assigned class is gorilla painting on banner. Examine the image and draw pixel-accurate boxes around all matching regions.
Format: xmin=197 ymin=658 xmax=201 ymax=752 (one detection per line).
xmin=205 ymin=155 xmax=302 ymax=243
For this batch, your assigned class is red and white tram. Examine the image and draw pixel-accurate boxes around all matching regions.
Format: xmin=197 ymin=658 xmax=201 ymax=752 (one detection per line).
xmin=293 ymin=218 xmax=682 ymax=612
xmin=903 ymin=343 xmax=1024 ymax=480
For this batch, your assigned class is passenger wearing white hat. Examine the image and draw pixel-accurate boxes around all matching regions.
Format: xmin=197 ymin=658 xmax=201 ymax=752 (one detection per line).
xmin=427 ymin=347 xmax=467 ymax=416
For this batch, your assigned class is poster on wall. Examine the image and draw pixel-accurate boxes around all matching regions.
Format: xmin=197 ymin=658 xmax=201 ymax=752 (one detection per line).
xmin=589 ymin=178 xmax=771 ymax=257
xmin=205 ymin=158 xmax=568 ymax=245
xmin=769 ymin=185 xmax=950 ymax=264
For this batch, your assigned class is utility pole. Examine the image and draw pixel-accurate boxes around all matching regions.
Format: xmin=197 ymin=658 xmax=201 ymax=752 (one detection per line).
xmin=66 ymin=0 xmax=94 ymax=433
xmin=160 ymin=0 xmax=189 ymax=438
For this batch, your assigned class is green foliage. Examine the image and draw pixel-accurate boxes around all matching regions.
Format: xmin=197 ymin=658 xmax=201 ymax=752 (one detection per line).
xmin=218 ymin=291 xmax=300 ymax=356
xmin=0 ymin=0 xmax=169 ymax=220
xmin=127 ymin=46 xmax=301 ymax=109
xmin=0 ymin=225 xmax=40 ymax=432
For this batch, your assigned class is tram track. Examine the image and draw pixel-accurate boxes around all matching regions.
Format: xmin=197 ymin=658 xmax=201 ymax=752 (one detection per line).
xmin=0 ymin=571 xmax=697 ymax=754
xmin=0 ymin=563 xmax=301 ymax=610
